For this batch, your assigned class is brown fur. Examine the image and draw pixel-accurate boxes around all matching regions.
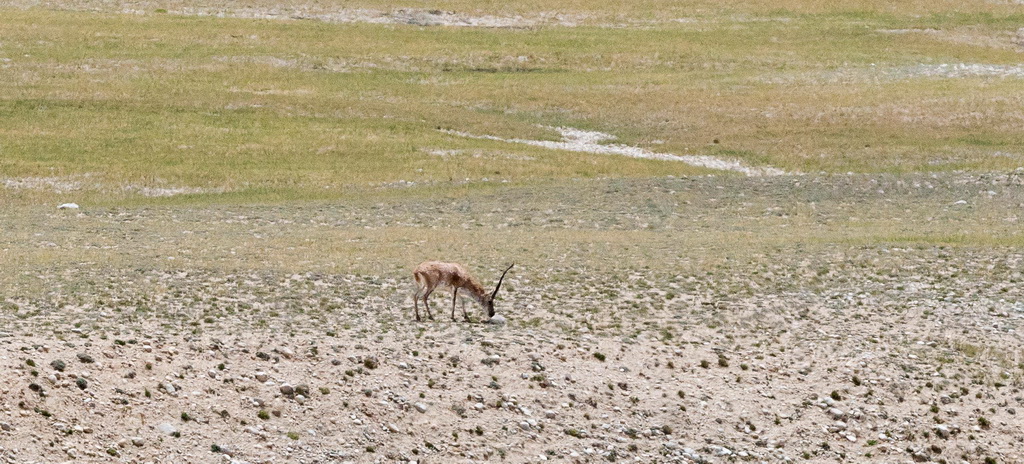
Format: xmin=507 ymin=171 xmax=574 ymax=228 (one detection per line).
xmin=412 ymin=261 xmax=512 ymax=322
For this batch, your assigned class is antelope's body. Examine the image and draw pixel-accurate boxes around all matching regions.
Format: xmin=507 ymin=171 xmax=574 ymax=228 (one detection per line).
xmin=412 ymin=261 xmax=513 ymax=322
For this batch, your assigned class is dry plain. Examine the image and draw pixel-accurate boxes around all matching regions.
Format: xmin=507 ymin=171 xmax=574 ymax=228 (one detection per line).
xmin=2 ymin=1 xmax=1024 ymax=463
xmin=3 ymin=175 xmax=1024 ymax=463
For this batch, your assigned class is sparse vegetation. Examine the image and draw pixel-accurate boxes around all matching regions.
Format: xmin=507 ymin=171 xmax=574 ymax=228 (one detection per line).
xmin=0 ymin=0 xmax=1021 ymax=462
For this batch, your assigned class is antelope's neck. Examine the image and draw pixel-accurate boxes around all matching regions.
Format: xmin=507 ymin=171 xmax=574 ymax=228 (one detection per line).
xmin=461 ymin=281 xmax=489 ymax=302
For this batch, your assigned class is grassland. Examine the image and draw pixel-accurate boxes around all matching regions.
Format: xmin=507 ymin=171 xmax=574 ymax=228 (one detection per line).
xmin=2 ymin=1 xmax=1024 ymax=205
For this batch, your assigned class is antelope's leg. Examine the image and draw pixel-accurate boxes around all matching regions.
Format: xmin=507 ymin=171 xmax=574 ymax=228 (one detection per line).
xmin=413 ymin=273 xmax=428 ymax=322
xmin=413 ymin=286 xmax=422 ymax=322
xmin=423 ymin=284 xmax=437 ymax=320
xmin=451 ymin=288 xmax=459 ymax=321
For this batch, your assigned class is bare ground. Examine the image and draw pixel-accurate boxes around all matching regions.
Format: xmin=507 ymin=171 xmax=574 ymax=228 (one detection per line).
xmin=2 ymin=174 xmax=1024 ymax=463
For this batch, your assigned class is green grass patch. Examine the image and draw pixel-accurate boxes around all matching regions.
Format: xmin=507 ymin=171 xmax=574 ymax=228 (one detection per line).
xmin=2 ymin=6 xmax=1023 ymax=206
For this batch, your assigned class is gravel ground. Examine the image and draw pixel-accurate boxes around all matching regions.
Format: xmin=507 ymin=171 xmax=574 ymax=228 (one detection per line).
xmin=1 ymin=262 xmax=1022 ymax=464
xmin=3 ymin=174 xmax=1024 ymax=463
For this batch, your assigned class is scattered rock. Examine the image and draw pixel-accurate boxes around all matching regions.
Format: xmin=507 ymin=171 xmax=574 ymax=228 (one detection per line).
xmin=213 ymin=444 xmax=236 ymax=456
xmin=4 ymin=175 xmax=1024 ymax=463
xmin=156 ymin=423 xmax=177 ymax=436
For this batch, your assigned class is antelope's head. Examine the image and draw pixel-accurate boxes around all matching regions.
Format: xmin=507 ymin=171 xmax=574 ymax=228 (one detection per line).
xmin=486 ymin=263 xmax=515 ymax=317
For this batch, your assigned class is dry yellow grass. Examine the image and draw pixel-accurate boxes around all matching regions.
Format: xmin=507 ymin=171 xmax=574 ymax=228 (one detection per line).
xmin=2 ymin=4 xmax=1023 ymax=204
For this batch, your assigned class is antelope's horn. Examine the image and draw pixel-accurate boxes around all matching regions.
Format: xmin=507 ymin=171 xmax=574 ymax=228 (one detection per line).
xmin=491 ymin=263 xmax=515 ymax=298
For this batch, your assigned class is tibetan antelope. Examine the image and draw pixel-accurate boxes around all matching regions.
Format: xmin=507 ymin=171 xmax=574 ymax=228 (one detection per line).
xmin=412 ymin=262 xmax=514 ymax=322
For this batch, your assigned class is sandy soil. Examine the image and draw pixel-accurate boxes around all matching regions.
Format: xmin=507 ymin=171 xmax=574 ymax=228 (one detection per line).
xmin=443 ymin=127 xmax=789 ymax=176
xmin=2 ymin=211 xmax=1023 ymax=463
xmin=0 ymin=1 xmax=589 ymax=28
